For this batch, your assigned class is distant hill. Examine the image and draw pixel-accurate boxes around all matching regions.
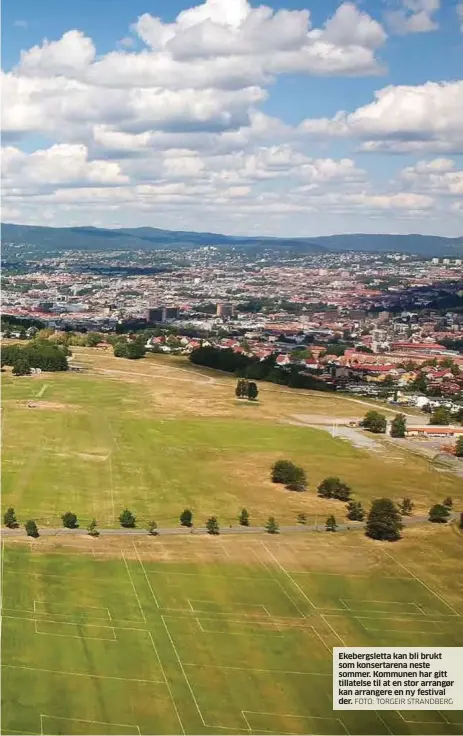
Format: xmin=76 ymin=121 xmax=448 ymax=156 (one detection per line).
xmin=2 ymin=223 xmax=462 ymax=258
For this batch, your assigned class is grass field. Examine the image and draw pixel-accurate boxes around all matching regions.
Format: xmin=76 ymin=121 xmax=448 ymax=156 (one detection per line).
xmin=2 ymin=349 xmax=462 ymax=528
xmin=2 ymin=527 xmax=463 ymax=735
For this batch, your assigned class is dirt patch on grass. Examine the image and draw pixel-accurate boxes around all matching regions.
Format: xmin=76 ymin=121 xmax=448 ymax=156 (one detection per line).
xmin=18 ymin=400 xmax=82 ymax=412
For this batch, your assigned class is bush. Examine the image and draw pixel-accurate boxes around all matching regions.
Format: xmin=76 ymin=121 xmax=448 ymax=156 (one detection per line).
xmin=119 ymin=508 xmax=136 ymax=528
xmin=238 ymin=508 xmax=250 ymax=526
xmin=206 ymin=516 xmax=220 ymax=535
xmin=271 ymin=460 xmax=307 ymax=491
xmin=3 ymin=507 xmax=18 ymax=528
xmin=428 ymin=504 xmax=450 ymax=523
xmin=346 ymin=501 xmax=364 ymax=521
xmin=317 ymin=477 xmax=351 ymax=502
xmin=147 ymin=520 xmax=158 ymax=535
xmin=61 ymin=511 xmax=78 ymax=529
xmin=265 ymin=516 xmax=279 ymax=534
xmin=325 ymin=515 xmax=337 ymax=532
xmin=87 ymin=518 xmax=99 ymax=537
xmin=25 ymin=519 xmax=39 ymax=538
xmin=180 ymin=508 xmax=193 ymax=527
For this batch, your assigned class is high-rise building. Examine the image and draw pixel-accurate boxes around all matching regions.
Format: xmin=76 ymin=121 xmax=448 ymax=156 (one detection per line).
xmin=216 ymin=302 xmax=234 ymax=318
xmin=146 ymin=306 xmax=179 ymax=323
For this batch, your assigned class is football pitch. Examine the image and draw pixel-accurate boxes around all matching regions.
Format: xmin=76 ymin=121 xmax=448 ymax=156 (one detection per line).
xmin=2 ymin=531 xmax=463 ymax=736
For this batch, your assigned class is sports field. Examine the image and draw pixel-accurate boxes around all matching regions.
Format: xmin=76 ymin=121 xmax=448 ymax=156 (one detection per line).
xmin=2 ymin=527 xmax=463 ymax=735
xmin=2 ymin=349 xmax=462 ymax=528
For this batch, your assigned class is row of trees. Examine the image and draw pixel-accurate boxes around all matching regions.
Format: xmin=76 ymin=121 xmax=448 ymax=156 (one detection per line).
xmin=363 ymin=408 xmax=462 ymax=436
xmin=2 ymin=341 xmax=69 ymax=374
xmin=190 ymin=346 xmax=333 ymax=392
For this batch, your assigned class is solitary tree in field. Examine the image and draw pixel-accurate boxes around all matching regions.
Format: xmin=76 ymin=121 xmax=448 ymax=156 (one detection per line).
xmin=265 ymin=516 xmax=279 ymax=534
xmin=428 ymin=504 xmax=451 ymax=523
xmin=398 ymin=498 xmax=414 ymax=516
xmin=61 ymin=512 xmax=78 ymax=529
xmin=297 ymin=512 xmax=307 ymax=525
xmin=238 ymin=508 xmax=250 ymax=526
xmin=235 ymin=379 xmax=247 ymax=399
xmin=362 ymin=410 xmax=387 ymax=434
xmin=247 ymin=381 xmax=259 ymax=401
xmin=365 ymin=498 xmax=402 ymax=541
xmin=429 ymin=407 xmax=451 ymax=426
xmin=325 ymin=515 xmax=337 ymax=532
xmin=119 ymin=508 xmax=136 ymax=528
xmin=147 ymin=520 xmax=158 ymax=535
xmin=87 ymin=518 xmax=99 ymax=537
xmin=346 ymin=501 xmax=365 ymax=521
xmin=180 ymin=508 xmax=193 ymax=527
xmin=317 ymin=477 xmax=351 ymax=502
xmin=25 ymin=520 xmax=39 ymax=538
xmin=206 ymin=516 xmax=220 ymax=535
xmin=390 ymin=413 xmax=407 ymax=438
xmin=443 ymin=496 xmax=453 ymax=509
xmin=3 ymin=507 xmax=18 ymax=528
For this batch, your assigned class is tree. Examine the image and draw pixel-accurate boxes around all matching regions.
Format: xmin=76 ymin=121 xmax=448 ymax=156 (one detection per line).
xmin=12 ymin=355 xmax=31 ymax=376
xmin=25 ymin=520 xmax=39 ymax=538
xmin=346 ymin=501 xmax=365 ymax=521
xmin=443 ymin=497 xmax=453 ymax=509
xmin=317 ymin=477 xmax=351 ymax=502
xmin=119 ymin=508 xmax=136 ymax=528
xmin=238 ymin=508 xmax=250 ymax=526
xmin=390 ymin=413 xmax=407 ymax=438
xmin=247 ymin=381 xmax=259 ymax=401
xmin=235 ymin=379 xmax=247 ymax=399
xmin=460 ymin=512 xmax=463 ymax=530
xmin=456 ymin=436 xmax=463 ymax=457
xmin=147 ymin=520 xmax=158 ymax=535
xmin=265 ymin=516 xmax=279 ymax=534
xmin=362 ymin=410 xmax=387 ymax=434
xmin=271 ymin=460 xmax=307 ymax=491
xmin=325 ymin=515 xmax=337 ymax=532
xmin=428 ymin=504 xmax=451 ymax=523
xmin=61 ymin=511 xmax=78 ymax=529
xmin=180 ymin=508 xmax=193 ymax=527
xmin=206 ymin=516 xmax=220 ymax=535
xmin=3 ymin=507 xmax=18 ymax=528
xmin=87 ymin=518 xmax=99 ymax=537
xmin=297 ymin=512 xmax=307 ymax=524
xmin=365 ymin=498 xmax=403 ymax=541
xmin=429 ymin=407 xmax=451 ymax=426
xmin=399 ymin=498 xmax=414 ymax=516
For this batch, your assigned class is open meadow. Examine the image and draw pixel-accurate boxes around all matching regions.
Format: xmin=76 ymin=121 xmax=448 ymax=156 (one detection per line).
xmin=2 ymin=348 xmax=462 ymax=528
xmin=2 ymin=527 xmax=463 ymax=735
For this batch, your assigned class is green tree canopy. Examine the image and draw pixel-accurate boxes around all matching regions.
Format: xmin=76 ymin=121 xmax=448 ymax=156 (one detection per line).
xmin=61 ymin=512 xmax=78 ymax=529
xmin=265 ymin=516 xmax=279 ymax=534
xmin=428 ymin=504 xmax=451 ymax=523
xmin=238 ymin=508 xmax=250 ymax=526
xmin=390 ymin=413 xmax=407 ymax=438
xmin=87 ymin=518 xmax=99 ymax=536
xmin=317 ymin=477 xmax=351 ymax=502
xmin=119 ymin=508 xmax=136 ymax=528
xmin=25 ymin=519 xmax=39 ymax=538
xmin=456 ymin=436 xmax=463 ymax=457
xmin=365 ymin=498 xmax=403 ymax=541
xmin=399 ymin=498 xmax=414 ymax=516
xmin=325 ymin=515 xmax=338 ymax=532
xmin=247 ymin=381 xmax=259 ymax=401
xmin=3 ymin=507 xmax=18 ymax=528
xmin=147 ymin=520 xmax=158 ymax=535
xmin=346 ymin=501 xmax=364 ymax=521
xmin=180 ymin=508 xmax=193 ymax=527
xmin=362 ymin=411 xmax=387 ymax=434
xmin=429 ymin=407 xmax=451 ymax=426
xmin=271 ymin=460 xmax=307 ymax=491
xmin=206 ymin=516 xmax=220 ymax=535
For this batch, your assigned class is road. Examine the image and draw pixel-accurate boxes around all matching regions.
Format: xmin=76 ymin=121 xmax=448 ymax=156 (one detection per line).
xmin=1 ymin=514 xmax=446 ymax=538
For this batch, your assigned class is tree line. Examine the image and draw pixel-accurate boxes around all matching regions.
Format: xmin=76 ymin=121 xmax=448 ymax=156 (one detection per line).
xmin=190 ymin=346 xmax=334 ymax=392
xmin=2 ymin=340 xmax=69 ymax=374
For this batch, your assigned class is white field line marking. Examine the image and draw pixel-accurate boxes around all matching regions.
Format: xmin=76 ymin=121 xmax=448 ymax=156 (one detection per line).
xmin=382 ymin=548 xmax=460 ymax=617
xmin=182 ymin=663 xmax=330 ymax=676
xmin=320 ymin=615 xmax=347 ymax=646
xmin=33 ymin=600 xmax=111 ymax=620
xmin=40 ymin=714 xmax=140 ymax=734
xmin=188 ymin=599 xmax=270 ymax=617
xmin=283 ymin=571 xmax=411 ymax=580
xmin=251 ymin=546 xmax=306 ymax=619
xmin=261 ymin=542 xmax=316 ymax=613
xmin=146 ymin=569 xmax=271 ymax=581
xmin=340 ymin=598 xmax=423 ymax=615
xmin=2 ymin=608 xmax=148 ymax=626
xmin=397 ymin=711 xmax=450 ymax=725
xmin=356 ymin=620 xmax=448 ymax=635
xmin=36 ymin=384 xmax=48 ymax=399
xmin=128 ymin=544 xmax=185 ymax=735
xmin=160 ymin=614 xmax=206 ymax=727
xmin=2 ymin=729 xmax=40 ymax=735
xmin=1 ymin=663 xmax=164 ymax=684
xmin=121 ymin=551 xmax=146 ymax=623
xmin=241 ymin=711 xmax=252 ymax=732
xmin=375 ymin=712 xmax=393 ymax=735
xmin=195 ymin=615 xmax=281 ymax=631
xmin=311 ymin=626 xmax=332 ymax=653
xmin=1 ymin=540 xmax=4 ymax=611
xmin=242 ymin=711 xmax=341 ymax=722
xmin=133 ymin=542 xmax=160 ymax=608
xmin=195 ymin=617 xmax=285 ymax=638
xmin=34 ymin=619 xmax=117 ymax=641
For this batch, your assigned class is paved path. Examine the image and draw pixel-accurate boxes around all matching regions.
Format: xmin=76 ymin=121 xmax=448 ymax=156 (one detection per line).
xmin=2 ymin=514 xmax=447 ymax=538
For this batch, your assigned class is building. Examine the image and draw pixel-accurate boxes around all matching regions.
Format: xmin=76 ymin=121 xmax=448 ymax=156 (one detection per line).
xmin=216 ymin=302 xmax=235 ymax=318
xmin=406 ymin=426 xmax=463 ymax=438
xmin=146 ymin=306 xmax=179 ymax=323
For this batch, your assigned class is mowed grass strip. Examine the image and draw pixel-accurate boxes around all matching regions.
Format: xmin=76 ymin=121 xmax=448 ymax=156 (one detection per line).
xmin=2 ymin=535 xmax=463 ymax=736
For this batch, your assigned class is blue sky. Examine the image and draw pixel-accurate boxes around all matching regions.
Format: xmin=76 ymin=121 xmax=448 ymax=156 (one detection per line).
xmin=2 ymin=0 xmax=463 ymax=236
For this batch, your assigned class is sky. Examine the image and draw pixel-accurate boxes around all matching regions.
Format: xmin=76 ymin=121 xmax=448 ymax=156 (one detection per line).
xmin=2 ymin=0 xmax=463 ymax=237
